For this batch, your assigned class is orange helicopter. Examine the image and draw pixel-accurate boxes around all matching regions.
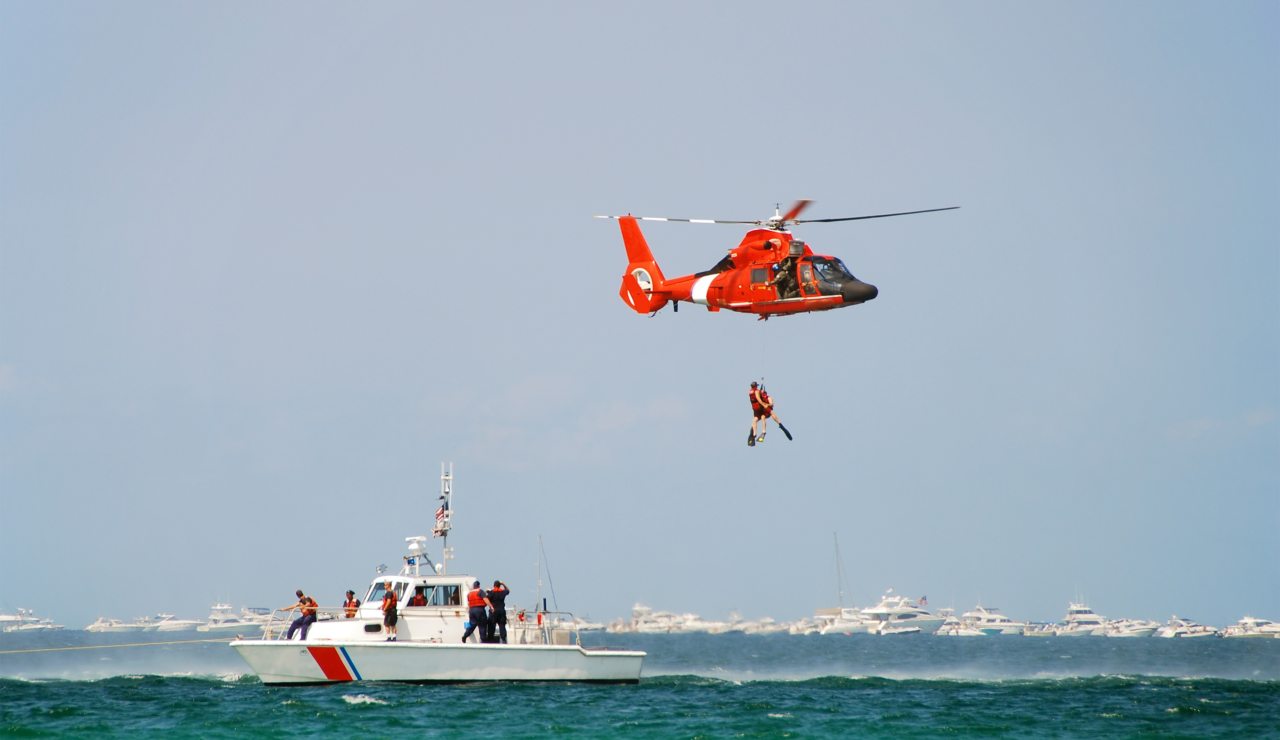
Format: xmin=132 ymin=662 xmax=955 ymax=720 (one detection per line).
xmin=597 ymin=200 xmax=957 ymax=319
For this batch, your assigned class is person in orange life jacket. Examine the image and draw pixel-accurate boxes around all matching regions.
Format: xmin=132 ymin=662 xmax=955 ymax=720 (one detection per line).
xmin=409 ymin=587 xmax=428 ymax=607
xmin=381 ymin=581 xmax=399 ymax=641
xmin=486 ymin=580 xmax=510 ymax=644
xmin=283 ymin=589 xmax=318 ymax=640
xmin=343 ymin=590 xmax=361 ymax=618
xmin=462 ymin=580 xmax=492 ymax=643
xmin=748 ymin=381 xmax=782 ymax=445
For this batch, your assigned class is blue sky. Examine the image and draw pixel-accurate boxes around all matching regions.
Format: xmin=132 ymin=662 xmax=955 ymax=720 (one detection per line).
xmin=1 ymin=1 xmax=1276 ymax=629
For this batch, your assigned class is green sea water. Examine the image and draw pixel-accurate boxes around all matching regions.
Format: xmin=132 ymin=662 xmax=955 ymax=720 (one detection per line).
xmin=2 ymin=632 xmax=1278 ymax=738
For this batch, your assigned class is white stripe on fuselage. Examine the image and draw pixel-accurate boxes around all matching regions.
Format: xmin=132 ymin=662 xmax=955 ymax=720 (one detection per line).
xmin=691 ymin=274 xmax=716 ymax=305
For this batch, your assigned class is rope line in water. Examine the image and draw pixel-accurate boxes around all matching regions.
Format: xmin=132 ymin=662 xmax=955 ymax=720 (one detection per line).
xmin=0 ymin=637 xmax=233 ymax=655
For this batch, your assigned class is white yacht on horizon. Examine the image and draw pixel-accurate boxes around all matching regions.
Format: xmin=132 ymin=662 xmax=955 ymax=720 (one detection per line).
xmin=1103 ymin=618 xmax=1160 ymax=638
xmin=960 ymin=605 xmax=1027 ymax=635
xmin=0 ymin=608 xmax=64 ymax=632
xmin=1221 ymin=616 xmax=1280 ymax=638
xmin=1055 ymin=602 xmax=1106 ymax=636
xmin=84 ymin=616 xmax=153 ymax=633
xmin=1156 ymin=615 xmax=1219 ymax=638
xmin=196 ymin=604 xmax=272 ymax=633
xmin=862 ymin=591 xmax=944 ymax=635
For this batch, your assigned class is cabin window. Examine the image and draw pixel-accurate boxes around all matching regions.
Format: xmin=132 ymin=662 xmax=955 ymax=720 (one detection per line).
xmin=430 ymin=585 xmax=461 ymax=606
xmin=751 ymin=268 xmax=767 ymax=284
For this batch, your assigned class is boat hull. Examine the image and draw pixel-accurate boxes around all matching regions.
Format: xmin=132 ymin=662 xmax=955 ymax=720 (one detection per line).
xmin=231 ymin=639 xmax=644 ymax=685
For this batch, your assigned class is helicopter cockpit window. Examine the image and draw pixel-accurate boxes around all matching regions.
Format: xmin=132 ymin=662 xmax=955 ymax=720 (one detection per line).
xmin=810 ymin=257 xmax=857 ymax=283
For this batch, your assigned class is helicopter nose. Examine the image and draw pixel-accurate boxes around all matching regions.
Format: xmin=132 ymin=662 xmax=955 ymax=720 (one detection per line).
xmin=841 ymin=280 xmax=878 ymax=304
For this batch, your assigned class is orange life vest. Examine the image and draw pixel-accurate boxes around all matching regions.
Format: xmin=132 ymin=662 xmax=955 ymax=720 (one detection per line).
xmin=300 ymin=597 xmax=317 ymax=617
xmin=343 ymin=598 xmax=360 ymax=617
xmin=466 ymin=589 xmax=487 ymax=608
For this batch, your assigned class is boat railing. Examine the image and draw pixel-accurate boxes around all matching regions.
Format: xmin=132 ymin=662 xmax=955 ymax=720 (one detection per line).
xmin=256 ymin=606 xmax=588 ymax=645
xmin=507 ymin=610 xmax=585 ymax=646
xmin=260 ymin=606 xmax=350 ymax=640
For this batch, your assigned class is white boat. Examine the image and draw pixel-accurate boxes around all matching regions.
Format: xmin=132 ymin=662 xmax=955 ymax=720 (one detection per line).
xmin=196 ymin=604 xmax=272 ymax=634
xmin=960 ymin=605 xmax=1026 ymax=635
xmin=862 ymin=591 xmax=944 ymax=635
xmin=1103 ymin=619 xmax=1159 ymax=638
xmin=232 ymin=465 xmax=644 ymax=684
xmin=1156 ymin=615 xmax=1219 ymax=638
xmin=0 ymin=608 xmax=63 ymax=632
xmin=1055 ymin=603 xmax=1106 ymax=636
xmin=150 ymin=613 xmax=205 ymax=632
xmin=936 ymin=612 xmax=986 ymax=637
xmin=1221 ymin=616 xmax=1280 ymax=639
xmin=818 ymin=607 xmax=873 ymax=635
xmin=84 ymin=617 xmax=152 ymax=633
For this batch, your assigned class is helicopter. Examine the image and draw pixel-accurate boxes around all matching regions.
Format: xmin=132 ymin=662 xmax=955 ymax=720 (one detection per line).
xmin=597 ymin=200 xmax=958 ymax=319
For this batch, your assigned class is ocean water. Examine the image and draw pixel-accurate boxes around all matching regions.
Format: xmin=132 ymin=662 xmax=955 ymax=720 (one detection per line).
xmin=2 ymin=631 xmax=1277 ymax=738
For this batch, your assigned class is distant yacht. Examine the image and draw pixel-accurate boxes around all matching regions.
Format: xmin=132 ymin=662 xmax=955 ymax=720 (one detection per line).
xmin=862 ymin=591 xmax=944 ymax=635
xmin=1156 ymin=615 xmax=1219 ymax=638
xmin=1221 ymin=616 xmax=1280 ymax=639
xmin=0 ymin=608 xmax=63 ymax=632
xmin=960 ymin=605 xmax=1027 ymax=635
xmin=196 ymin=604 xmax=271 ymax=633
xmin=1055 ymin=603 xmax=1106 ymax=637
xmin=1103 ymin=619 xmax=1160 ymax=638
xmin=936 ymin=610 xmax=986 ymax=637
xmin=85 ymin=617 xmax=152 ymax=633
xmin=149 ymin=613 xmax=205 ymax=632
xmin=818 ymin=607 xmax=873 ymax=635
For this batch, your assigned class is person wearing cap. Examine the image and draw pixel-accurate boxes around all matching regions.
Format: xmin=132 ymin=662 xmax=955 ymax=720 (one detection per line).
xmin=462 ymin=580 xmax=492 ymax=643
xmin=282 ymin=589 xmax=318 ymax=640
xmin=342 ymin=589 xmax=361 ymax=618
xmin=381 ymin=581 xmax=399 ymax=641
xmin=486 ymin=580 xmax=510 ymax=644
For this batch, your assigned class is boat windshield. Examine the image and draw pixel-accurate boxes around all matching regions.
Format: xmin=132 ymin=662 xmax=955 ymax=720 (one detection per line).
xmin=367 ymin=582 xmax=406 ymax=605
xmin=810 ymin=257 xmax=857 ymax=282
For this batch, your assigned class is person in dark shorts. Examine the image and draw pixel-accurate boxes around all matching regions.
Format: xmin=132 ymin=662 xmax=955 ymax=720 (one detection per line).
xmin=486 ymin=580 xmax=510 ymax=644
xmin=381 ymin=581 xmax=399 ymax=641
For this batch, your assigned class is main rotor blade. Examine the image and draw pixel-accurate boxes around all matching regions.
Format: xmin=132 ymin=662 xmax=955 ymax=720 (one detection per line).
xmin=594 ymin=215 xmax=756 ymax=224
xmin=794 ymin=206 xmax=960 ymax=223
xmin=780 ymin=199 xmax=813 ymax=222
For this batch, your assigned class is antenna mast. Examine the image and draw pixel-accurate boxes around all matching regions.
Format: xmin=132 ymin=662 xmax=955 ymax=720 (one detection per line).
xmin=433 ymin=462 xmax=454 ymax=574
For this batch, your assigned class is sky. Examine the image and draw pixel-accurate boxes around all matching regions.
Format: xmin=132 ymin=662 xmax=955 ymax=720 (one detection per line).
xmin=1 ymin=1 xmax=1276 ymax=630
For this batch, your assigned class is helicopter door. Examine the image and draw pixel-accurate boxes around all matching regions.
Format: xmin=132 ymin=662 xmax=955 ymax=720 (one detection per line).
xmin=799 ymin=264 xmax=819 ymax=296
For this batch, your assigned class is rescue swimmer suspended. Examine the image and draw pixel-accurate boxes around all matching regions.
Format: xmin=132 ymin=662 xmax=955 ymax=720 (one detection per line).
xmin=597 ymin=200 xmax=958 ymax=319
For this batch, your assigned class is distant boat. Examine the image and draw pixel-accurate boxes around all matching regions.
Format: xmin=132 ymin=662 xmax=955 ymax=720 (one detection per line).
xmin=196 ymin=604 xmax=271 ymax=633
xmin=960 ymin=605 xmax=1027 ymax=636
xmin=1103 ymin=619 xmax=1160 ymax=638
xmin=0 ymin=608 xmax=63 ymax=632
xmin=862 ymin=591 xmax=944 ymax=635
xmin=1055 ymin=603 xmax=1106 ymax=637
xmin=84 ymin=617 xmax=151 ymax=633
xmin=1156 ymin=615 xmax=1219 ymax=638
xmin=1221 ymin=616 xmax=1280 ymax=639
xmin=150 ymin=613 xmax=205 ymax=632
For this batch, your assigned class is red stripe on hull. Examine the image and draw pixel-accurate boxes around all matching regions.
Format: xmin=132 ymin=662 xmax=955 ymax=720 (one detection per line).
xmin=308 ymin=646 xmax=353 ymax=681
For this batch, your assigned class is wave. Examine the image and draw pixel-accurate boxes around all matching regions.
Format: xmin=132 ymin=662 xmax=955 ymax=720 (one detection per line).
xmin=638 ymin=673 xmax=1280 ymax=690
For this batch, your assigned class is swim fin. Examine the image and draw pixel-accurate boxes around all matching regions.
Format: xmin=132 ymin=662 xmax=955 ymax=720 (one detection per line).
xmin=779 ymin=423 xmax=793 ymax=441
